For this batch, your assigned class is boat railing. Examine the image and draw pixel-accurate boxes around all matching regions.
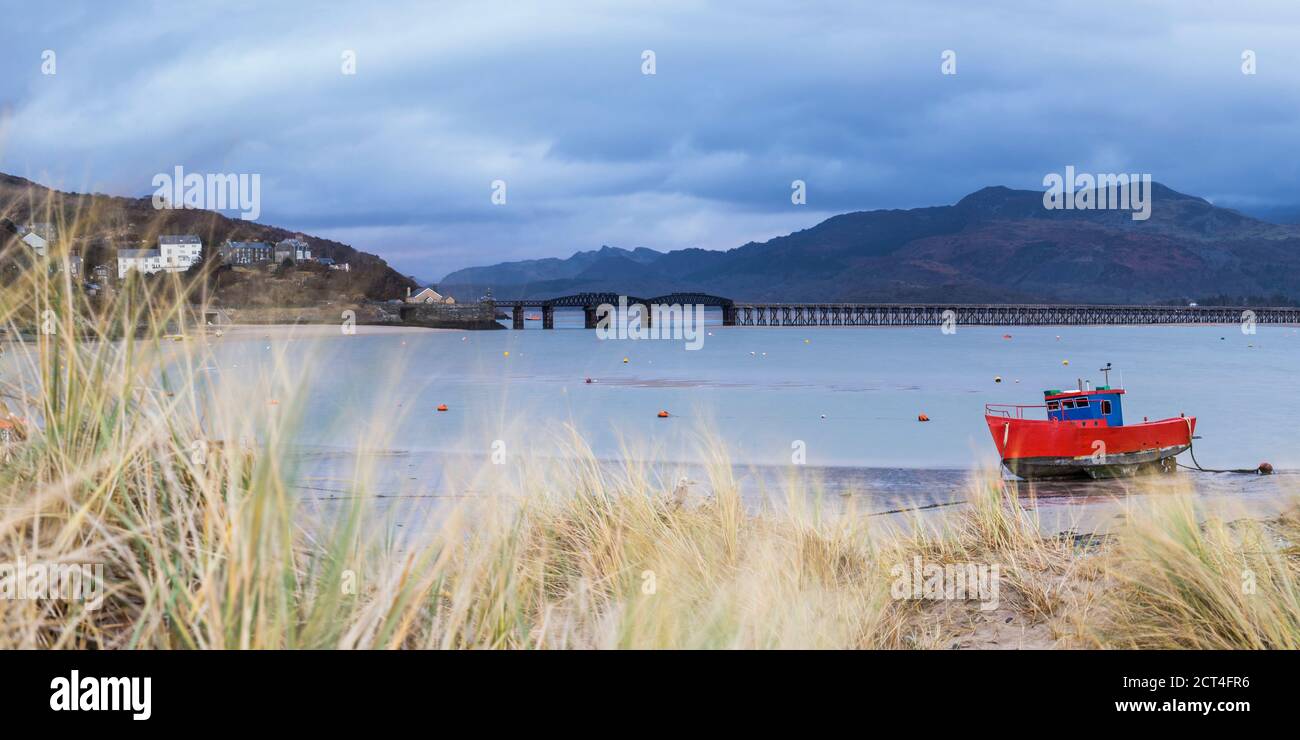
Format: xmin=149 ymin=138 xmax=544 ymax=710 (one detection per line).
xmin=985 ymin=403 xmax=1046 ymax=419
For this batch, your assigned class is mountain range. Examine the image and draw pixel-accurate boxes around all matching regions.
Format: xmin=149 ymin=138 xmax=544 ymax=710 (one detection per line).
xmin=439 ymin=184 xmax=1300 ymax=305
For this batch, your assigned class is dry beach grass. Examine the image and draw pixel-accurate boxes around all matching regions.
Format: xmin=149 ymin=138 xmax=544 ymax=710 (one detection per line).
xmin=1 ymin=228 xmax=1299 ymax=650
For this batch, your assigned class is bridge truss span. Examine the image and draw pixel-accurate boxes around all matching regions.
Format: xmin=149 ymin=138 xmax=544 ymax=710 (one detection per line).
xmin=731 ymin=303 xmax=1300 ymax=327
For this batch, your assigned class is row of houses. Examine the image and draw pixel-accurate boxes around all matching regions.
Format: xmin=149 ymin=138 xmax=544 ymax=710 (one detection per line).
xmin=12 ymin=224 xmax=352 ymax=285
xmin=117 ymin=234 xmax=349 ymax=279
xmin=216 ymin=237 xmax=349 ymax=270
xmin=218 ymin=237 xmax=311 ymax=266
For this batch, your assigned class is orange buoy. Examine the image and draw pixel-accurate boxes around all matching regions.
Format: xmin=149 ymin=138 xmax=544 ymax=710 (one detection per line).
xmin=436 ymin=404 xmax=449 ymax=412
xmin=1002 ymin=334 xmax=1012 ymax=340
xmin=1258 ymin=462 xmax=1274 ymax=475
xmin=917 ymin=413 xmax=929 ymax=422
xmin=657 ymin=410 xmax=670 ymax=418
xmin=268 ymin=399 xmax=279 ymax=406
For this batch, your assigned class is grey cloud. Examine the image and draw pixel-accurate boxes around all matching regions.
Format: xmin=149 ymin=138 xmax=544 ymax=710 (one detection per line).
xmin=2 ymin=0 xmax=1299 ymax=278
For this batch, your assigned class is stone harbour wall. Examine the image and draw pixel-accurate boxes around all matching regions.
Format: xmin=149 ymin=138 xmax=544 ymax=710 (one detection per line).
xmin=220 ymin=300 xmax=502 ymax=330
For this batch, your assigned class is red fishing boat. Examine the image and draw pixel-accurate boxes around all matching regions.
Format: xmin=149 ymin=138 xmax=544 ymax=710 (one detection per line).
xmin=985 ymin=364 xmax=1194 ymax=479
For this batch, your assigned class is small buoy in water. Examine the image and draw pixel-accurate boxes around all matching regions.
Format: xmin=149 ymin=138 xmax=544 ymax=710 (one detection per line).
xmin=917 ymin=413 xmax=930 ymax=422
xmin=1258 ymin=462 xmax=1274 ymax=475
xmin=462 ymin=336 xmax=468 ymax=341
xmin=657 ymin=410 xmax=670 ymax=418
xmin=1002 ymin=334 xmax=1012 ymax=340
xmin=1062 ymin=359 xmax=1069 ymax=366
xmin=584 ymin=377 xmax=593 ymax=384
xmin=503 ymin=351 xmax=509 ymax=357
xmin=623 ymin=357 xmax=629 ymax=363
xmin=994 ymin=376 xmax=1002 ymax=383
xmin=804 ymin=339 xmax=810 ymax=344
xmin=436 ymin=404 xmax=448 ymax=412
xmin=1055 ymin=335 xmax=1061 ymax=341
xmin=268 ymin=399 xmax=279 ymax=406
xmin=820 ymin=414 xmax=826 ymax=419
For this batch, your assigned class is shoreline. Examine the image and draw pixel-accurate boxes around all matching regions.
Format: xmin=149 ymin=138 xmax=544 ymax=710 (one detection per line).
xmin=215 ymin=322 xmax=461 ymax=339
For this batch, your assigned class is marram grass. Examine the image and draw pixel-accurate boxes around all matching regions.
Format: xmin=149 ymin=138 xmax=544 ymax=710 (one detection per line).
xmin=1 ymin=214 xmax=1298 ymax=649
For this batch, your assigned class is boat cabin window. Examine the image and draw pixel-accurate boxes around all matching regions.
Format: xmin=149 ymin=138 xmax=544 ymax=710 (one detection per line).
xmin=1046 ymin=401 xmax=1059 ymax=410
xmin=1062 ymin=400 xmax=1075 ymax=409
xmin=1075 ymin=398 xmax=1089 ymax=407
xmin=1101 ymin=400 xmax=1112 ymax=414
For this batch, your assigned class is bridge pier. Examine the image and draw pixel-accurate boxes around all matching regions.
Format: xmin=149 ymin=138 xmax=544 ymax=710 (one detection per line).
xmin=722 ymin=305 xmax=737 ymax=326
xmin=512 ymin=305 xmax=524 ymax=330
xmin=542 ymin=305 xmax=554 ymax=329
xmin=584 ymin=306 xmax=599 ymax=329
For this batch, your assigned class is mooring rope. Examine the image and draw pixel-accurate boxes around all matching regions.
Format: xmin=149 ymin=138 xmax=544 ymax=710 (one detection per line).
xmin=1175 ymin=417 xmax=1269 ymax=474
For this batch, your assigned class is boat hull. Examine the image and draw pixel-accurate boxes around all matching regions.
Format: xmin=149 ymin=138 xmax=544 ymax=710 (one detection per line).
xmin=985 ymin=414 xmax=1195 ymax=480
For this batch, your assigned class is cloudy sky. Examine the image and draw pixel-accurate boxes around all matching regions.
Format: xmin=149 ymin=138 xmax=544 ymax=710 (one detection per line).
xmin=4 ymin=1 xmax=1300 ymax=279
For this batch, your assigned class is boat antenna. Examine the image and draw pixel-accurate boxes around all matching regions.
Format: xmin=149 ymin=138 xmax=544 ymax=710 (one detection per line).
xmin=1099 ymin=362 xmax=1112 ymax=386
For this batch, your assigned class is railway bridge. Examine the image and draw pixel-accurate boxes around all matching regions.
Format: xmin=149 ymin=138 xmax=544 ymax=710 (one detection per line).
xmin=491 ymin=294 xmax=1300 ymax=328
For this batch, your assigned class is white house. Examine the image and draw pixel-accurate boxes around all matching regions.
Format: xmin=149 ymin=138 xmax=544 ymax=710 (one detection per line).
xmin=159 ymin=235 xmax=202 ymax=271
xmin=406 ymin=287 xmax=455 ymax=304
xmin=21 ymin=232 xmax=48 ymax=258
xmin=117 ymin=248 xmax=164 ymax=278
xmin=117 ymin=235 xmax=203 ymax=278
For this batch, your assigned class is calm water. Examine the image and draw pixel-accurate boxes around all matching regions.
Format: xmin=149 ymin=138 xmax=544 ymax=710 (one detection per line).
xmin=205 ymin=314 xmax=1299 ymax=525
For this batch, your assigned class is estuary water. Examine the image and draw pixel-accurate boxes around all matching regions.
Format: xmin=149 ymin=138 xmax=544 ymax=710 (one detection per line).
xmin=206 ymin=313 xmax=1300 ymax=529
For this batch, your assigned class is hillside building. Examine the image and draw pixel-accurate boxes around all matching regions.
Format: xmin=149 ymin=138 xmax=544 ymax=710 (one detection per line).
xmin=117 ymin=234 xmax=203 ymax=278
